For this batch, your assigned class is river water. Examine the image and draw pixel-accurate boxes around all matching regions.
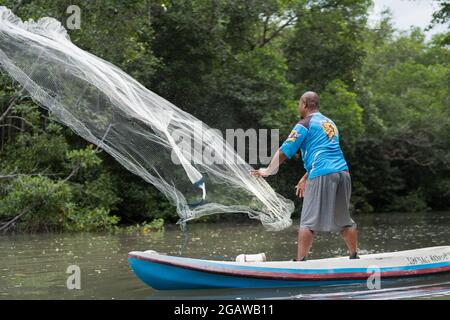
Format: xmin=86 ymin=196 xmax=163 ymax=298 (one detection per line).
xmin=1 ymin=212 xmax=449 ymax=300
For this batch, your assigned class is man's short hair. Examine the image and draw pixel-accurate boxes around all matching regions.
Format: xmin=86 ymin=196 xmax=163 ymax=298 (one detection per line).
xmin=301 ymin=91 xmax=320 ymax=110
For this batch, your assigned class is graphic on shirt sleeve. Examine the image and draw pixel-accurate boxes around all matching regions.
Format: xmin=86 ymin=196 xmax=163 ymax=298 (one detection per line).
xmin=321 ymin=121 xmax=338 ymax=140
xmin=286 ymin=129 xmax=300 ymax=143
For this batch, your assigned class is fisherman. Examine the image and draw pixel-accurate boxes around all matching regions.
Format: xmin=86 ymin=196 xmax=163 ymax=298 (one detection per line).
xmin=251 ymin=91 xmax=359 ymax=261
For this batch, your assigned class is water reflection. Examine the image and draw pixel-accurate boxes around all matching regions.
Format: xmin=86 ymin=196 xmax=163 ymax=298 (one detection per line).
xmin=0 ymin=211 xmax=449 ymax=300
xmin=147 ymin=275 xmax=450 ymax=300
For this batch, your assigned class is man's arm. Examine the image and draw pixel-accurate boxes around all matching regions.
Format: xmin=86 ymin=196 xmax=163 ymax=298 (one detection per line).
xmin=250 ymin=148 xmax=287 ymax=177
xmin=251 ymin=122 xmax=307 ymax=178
xmin=295 ymin=172 xmax=308 ymax=198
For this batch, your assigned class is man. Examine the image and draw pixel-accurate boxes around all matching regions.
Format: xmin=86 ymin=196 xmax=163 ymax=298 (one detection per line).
xmin=251 ymin=91 xmax=358 ymax=261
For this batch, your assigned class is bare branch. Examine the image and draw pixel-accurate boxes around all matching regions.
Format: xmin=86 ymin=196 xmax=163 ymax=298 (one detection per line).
xmin=0 ymin=124 xmax=24 ymax=131
xmin=260 ymin=14 xmax=271 ymax=47
xmin=0 ymin=96 xmax=18 ymax=123
xmin=259 ymin=14 xmax=297 ymax=48
xmin=7 ymin=115 xmax=36 ymax=128
xmin=61 ymin=165 xmax=80 ymax=184
xmin=94 ymin=124 xmax=112 ymax=153
xmin=0 ymin=173 xmax=61 ymax=180
xmin=3 ymin=115 xmax=47 ymax=135
xmin=0 ymin=202 xmax=38 ymax=233
xmin=12 ymin=0 xmax=25 ymax=13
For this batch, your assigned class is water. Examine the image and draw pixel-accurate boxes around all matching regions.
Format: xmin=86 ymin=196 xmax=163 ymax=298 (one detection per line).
xmin=0 ymin=212 xmax=449 ymax=300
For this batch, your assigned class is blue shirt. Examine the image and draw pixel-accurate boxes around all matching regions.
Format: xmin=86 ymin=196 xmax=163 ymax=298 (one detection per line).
xmin=280 ymin=112 xmax=348 ymax=180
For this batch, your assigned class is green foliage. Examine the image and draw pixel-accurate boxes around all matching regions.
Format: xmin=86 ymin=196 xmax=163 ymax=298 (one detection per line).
xmin=7 ymin=0 xmax=160 ymax=83
xmin=66 ymin=146 xmax=102 ymax=170
xmin=387 ymin=190 xmax=430 ymax=213
xmin=1 ymin=104 xmax=69 ymax=173
xmin=429 ymin=0 xmax=450 ymax=45
xmin=64 ymin=207 xmax=120 ymax=232
xmin=0 ymin=104 xmax=123 ymax=232
xmin=206 ymin=47 xmax=295 ymax=129
xmin=117 ymin=179 xmax=175 ymax=223
xmin=0 ymin=1 xmax=449 ymax=234
xmin=146 ymin=218 xmax=165 ymax=230
xmin=320 ymin=80 xmax=364 ymax=151
xmin=0 ymin=173 xmax=121 ymax=232
xmin=70 ymin=173 xmax=122 ymax=212
xmin=430 ymin=0 xmax=449 ymax=36
xmin=0 ymin=176 xmax=73 ymax=232
xmin=353 ymin=27 xmax=450 ymax=212
xmin=285 ymin=0 xmax=371 ymax=90
xmin=119 ymin=218 xmax=165 ymax=239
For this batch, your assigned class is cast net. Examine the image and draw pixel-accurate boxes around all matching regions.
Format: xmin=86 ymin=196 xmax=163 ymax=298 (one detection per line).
xmin=0 ymin=7 xmax=293 ymax=231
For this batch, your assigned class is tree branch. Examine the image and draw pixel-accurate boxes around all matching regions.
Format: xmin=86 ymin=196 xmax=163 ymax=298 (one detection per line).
xmin=0 ymin=202 xmax=38 ymax=233
xmin=0 ymin=96 xmax=18 ymax=123
xmin=259 ymin=15 xmax=297 ymax=48
xmin=61 ymin=165 xmax=80 ymax=184
xmin=0 ymin=173 xmax=61 ymax=180
xmin=0 ymin=163 xmax=79 ymax=233
xmin=12 ymin=0 xmax=26 ymax=13
xmin=260 ymin=14 xmax=271 ymax=47
xmin=0 ymin=124 xmax=24 ymax=131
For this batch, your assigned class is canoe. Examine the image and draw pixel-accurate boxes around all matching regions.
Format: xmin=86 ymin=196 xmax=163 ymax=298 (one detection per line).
xmin=128 ymin=246 xmax=450 ymax=290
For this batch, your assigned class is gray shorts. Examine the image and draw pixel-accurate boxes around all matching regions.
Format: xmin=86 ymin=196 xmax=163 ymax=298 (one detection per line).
xmin=300 ymin=171 xmax=356 ymax=233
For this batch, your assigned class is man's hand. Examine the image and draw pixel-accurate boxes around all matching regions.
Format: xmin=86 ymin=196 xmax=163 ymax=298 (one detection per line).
xmin=295 ymin=177 xmax=307 ymax=198
xmin=250 ymin=149 xmax=286 ymax=179
xmin=250 ymin=168 xmax=272 ymax=178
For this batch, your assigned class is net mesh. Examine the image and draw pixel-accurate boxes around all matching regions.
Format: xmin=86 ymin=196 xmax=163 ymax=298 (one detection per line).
xmin=0 ymin=7 xmax=293 ymax=231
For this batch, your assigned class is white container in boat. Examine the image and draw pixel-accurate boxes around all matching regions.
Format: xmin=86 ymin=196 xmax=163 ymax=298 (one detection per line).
xmin=235 ymin=253 xmax=266 ymax=263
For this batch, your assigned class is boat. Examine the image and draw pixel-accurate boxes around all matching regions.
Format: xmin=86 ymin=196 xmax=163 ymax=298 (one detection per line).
xmin=128 ymin=246 xmax=450 ymax=290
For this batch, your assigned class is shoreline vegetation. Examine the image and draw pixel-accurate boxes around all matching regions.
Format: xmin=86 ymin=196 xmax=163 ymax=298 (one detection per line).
xmin=1 ymin=1 xmax=449 ymax=234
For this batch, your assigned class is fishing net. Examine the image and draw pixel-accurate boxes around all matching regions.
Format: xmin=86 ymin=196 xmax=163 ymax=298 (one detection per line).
xmin=0 ymin=7 xmax=293 ymax=231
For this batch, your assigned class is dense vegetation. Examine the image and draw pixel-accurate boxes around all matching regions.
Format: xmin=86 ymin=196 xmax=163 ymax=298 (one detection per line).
xmin=0 ymin=0 xmax=448 ymax=233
